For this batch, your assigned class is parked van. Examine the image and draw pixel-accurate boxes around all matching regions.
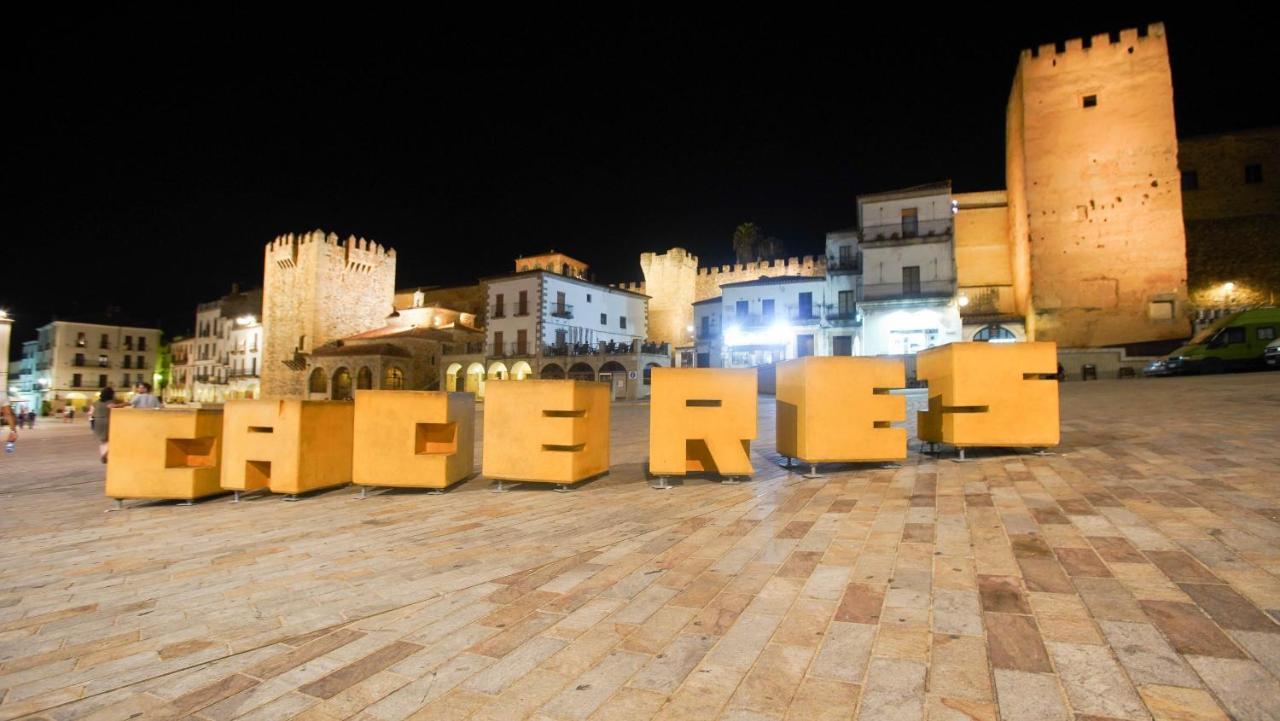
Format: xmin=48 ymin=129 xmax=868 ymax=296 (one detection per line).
xmin=1145 ymin=308 xmax=1280 ymax=376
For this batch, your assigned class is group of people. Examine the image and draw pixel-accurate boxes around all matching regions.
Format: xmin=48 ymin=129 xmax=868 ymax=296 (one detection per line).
xmin=1 ymin=383 xmax=163 ymax=463
xmin=91 ymin=383 xmax=162 ymax=463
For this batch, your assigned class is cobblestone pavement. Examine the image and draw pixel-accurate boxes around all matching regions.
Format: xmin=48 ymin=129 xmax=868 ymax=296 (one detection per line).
xmin=1 ymin=374 xmax=1279 ymax=721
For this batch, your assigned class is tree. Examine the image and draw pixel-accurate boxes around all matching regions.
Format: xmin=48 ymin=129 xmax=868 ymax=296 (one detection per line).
xmin=732 ymin=222 xmax=784 ymax=263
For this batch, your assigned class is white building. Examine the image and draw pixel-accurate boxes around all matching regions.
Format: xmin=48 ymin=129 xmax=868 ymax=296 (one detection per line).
xmin=441 ymin=252 xmax=670 ymax=400
xmin=824 ymin=228 xmax=863 ymax=357
xmin=0 ymin=309 xmax=12 ymax=409
xmin=166 ymin=337 xmax=194 ymax=404
xmin=21 ymin=316 xmax=162 ymax=412
xmin=855 ymin=182 xmax=963 ymax=356
xmin=184 ymin=286 xmax=263 ymax=404
xmin=692 ymin=276 xmax=831 ymax=367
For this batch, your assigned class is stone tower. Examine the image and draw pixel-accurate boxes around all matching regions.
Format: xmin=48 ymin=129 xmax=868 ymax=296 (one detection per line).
xmin=261 ymin=230 xmax=396 ymax=398
xmin=640 ymin=248 xmax=699 ymax=347
xmin=1007 ymin=23 xmax=1189 ymax=346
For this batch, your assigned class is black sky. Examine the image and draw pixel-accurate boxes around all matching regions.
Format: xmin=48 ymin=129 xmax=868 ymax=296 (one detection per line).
xmin=6 ymin=12 xmax=1277 ymax=357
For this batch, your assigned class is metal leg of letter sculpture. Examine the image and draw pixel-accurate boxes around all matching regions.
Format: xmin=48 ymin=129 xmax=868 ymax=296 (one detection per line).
xmin=651 ymin=476 xmax=671 ymax=490
xmin=491 ymin=480 xmax=510 ymax=494
xmin=554 ymin=484 xmax=571 ymax=493
xmin=803 ymin=463 xmax=825 ymax=479
xmin=355 ymin=485 xmax=368 ymax=500
xmin=721 ymin=476 xmax=741 ymax=485
xmin=283 ymin=494 xmax=299 ymax=502
xmin=106 ymin=498 xmax=124 ymax=513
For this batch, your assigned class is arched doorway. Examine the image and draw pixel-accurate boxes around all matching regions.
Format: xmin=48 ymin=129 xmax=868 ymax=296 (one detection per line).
xmin=445 ymin=363 xmax=463 ymax=392
xmin=599 ymin=360 xmax=627 ymax=400
xmin=973 ymin=324 xmax=1016 ymax=342
xmin=487 ymin=362 xmax=509 ymax=381
xmin=356 ymin=366 xmax=373 ymax=390
xmin=643 ymin=362 xmax=660 ymax=386
xmin=540 ymin=363 xmax=565 ymax=380
xmin=332 ymin=367 xmax=353 ymax=400
xmin=567 ymin=362 xmax=595 ymax=382
xmin=383 ymin=366 xmax=405 ymax=390
xmin=465 ymin=363 xmax=485 ymax=395
xmin=510 ymin=361 xmax=533 ymax=380
xmin=309 ymin=368 xmax=327 ymax=396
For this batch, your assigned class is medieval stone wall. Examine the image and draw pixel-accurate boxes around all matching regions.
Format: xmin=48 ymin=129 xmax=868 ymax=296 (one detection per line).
xmin=1009 ymin=24 xmax=1189 ymax=346
xmin=261 ymin=230 xmax=396 ymax=398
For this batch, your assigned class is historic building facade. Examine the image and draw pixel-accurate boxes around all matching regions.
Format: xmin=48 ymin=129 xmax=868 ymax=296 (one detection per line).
xmin=261 ymin=230 xmax=397 ymax=398
xmin=17 ymin=316 xmax=161 ymax=412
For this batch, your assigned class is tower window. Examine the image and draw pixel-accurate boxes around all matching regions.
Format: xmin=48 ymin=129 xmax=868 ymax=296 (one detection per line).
xmin=1082 ymin=95 xmax=1098 ymax=108
xmin=1245 ymin=164 xmax=1263 ymax=184
xmin=1181 ymin=170 xmax=1198 ymax=191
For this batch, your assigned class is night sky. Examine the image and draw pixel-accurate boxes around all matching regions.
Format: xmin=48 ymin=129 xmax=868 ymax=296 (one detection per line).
xmin=7 ymin=12 xmax=1276 ymax=357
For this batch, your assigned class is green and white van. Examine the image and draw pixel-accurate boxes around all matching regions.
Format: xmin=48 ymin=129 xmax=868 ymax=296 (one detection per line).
xmin=1146 ymin=308 xmax=1280 ymax=376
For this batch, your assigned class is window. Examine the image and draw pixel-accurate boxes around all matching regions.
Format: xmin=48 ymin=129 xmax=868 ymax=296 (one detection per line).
xmin=902 ymin=266 xmax=921 ymax=295
xmin=98 ymin=354 xmax=108 ymax=367
xmin=833 ymin=336 xmax=853 ymax=356
xmin=973 ymin=324 xmax=1016 ymax=342
xmin=516 ymin=329 xmax=527 ymax=355
xmin=138 ymin=337 xmax=147 ymax=351
xmin=1258 ymin=327 xmax=1276 ymax=341
xmin=98 ymin=374 xmax=107 ymax=388
xmin=838 ymin=290 xmax=855 ymax=317
xmin=494 ymin=293 xmax=505 ymax=318
xmin=1222 ymin=327 xmax=1246 ymax=345
xmin=1245 ymin=164 xmax=1263 ymax=184
xmin=74 ymin=353 xmax=85 ymax=367
xmin=619 ymin=316 xmax=627 ymax=329
xmin=73 ymin=373 xmax=82 ymax=387
xmin=123 ymin=356 xmax=132 ymax=369
xmin=1149 ymin=300 xmax=1175 ymax=321
xmin=901 ymin=208 xmax=918 ymax=237
xmin=384 ymin=366 xmax=404 ymax=390
xmin=517 ymin=291 xmax=528 ymax=315
xmin=762 ymin=299 xmax=775 ymax=319
xmin=555 ymin=329 xmax=567 ymax=348
xmin=1181 ymin=170 xmax=1198 ymax=191
xmin=797 ymin=334 xmax=815 ymax=358
xmin=798 ymin=293 xmax=813 ymax=319
xmin=494 ymin=331 xmax=504 ymax=355
xmin=586 ymin=293 xmax=592 ymax=302
xmin=1082 ymin=94 xmax=1098 ymax=108
xmin=556 ymin=291 xmax=567 ymax=315
xmin=123 ymin=375 xmax=130 ymax=387
xmin=736 ymin=300 xmax=748 ymax=318
xmin=701 ymin=316 xmax=711 ymax=337
xmin=838 ymin=245 xmax=853 ymax=267
xmin=136 ymin=355 xmax=145 ymax=369
xmin=600 ymin=313 xmax=608 ymax=325
xmin=76 ymin=332 xmax=86 ymax=347
xmin=123 ymin=336 xmax=133 ymax=350
xmin=100 ymin=333 xmax=109 ymax=349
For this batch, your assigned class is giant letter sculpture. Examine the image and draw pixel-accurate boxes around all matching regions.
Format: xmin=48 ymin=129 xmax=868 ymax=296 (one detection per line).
xmin=353 ymin=390 xmax=474 ymax=494
xmin=917 ymin=342 xmax=1059 ymax=457
xmin=105 ymin=408 xmax=224 ymax=507
xmin=221 ymin=399 xmax=354 ymax=500
xmin=481 ymin=380 xmax=609 ymax=491
xmin=776 ymin=356 xmax=906 ymax=476
xmin=649 ymin=367 xmax=756 ymax=486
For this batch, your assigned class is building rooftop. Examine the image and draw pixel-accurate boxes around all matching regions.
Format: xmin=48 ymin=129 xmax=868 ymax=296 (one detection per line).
xmin=856 ymin=180 xmax=952 ymax=204
xmin=719 ymin=275 xmax=826 ymax=290
xmin=481 ymin=269 xmax=651 ymax=300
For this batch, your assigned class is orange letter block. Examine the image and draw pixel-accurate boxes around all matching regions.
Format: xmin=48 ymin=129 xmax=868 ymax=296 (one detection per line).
xmin=353 ymin=390 xmax=475 ymax=491
xmin=649 ymin=368 xmax=756 ymax=480
xmin=776 ymin=356 xmax=906 ymax=467
xmin=221 ymin=399 xmax=354 ymax=498
xmin=105 ymin=408 xmax=224 ymax=503
xmin=481 ymin=380 xmax=609 ymax=488
xmin=917 ymin=342 xmax=1060 ymax=451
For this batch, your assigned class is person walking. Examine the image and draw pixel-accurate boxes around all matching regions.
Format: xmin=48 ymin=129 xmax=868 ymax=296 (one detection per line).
xmin=3 ymin=405 xmax=17 ymax=454
xmin=92 ymin=388 xmax=124 ymax=463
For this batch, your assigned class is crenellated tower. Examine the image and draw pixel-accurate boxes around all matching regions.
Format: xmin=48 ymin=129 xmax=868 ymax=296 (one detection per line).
xmin=261 ymin=230 xmax=396 ymax=398
xmin=1008 ymin=23 xmax=1189 ymax=346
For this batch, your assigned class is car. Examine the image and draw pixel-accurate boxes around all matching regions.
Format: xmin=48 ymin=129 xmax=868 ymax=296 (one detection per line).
xmin=1146 ymin=308 xmax=1280 ymax=376
xmin=1266 ymin=338 xmax=1280 ymax=369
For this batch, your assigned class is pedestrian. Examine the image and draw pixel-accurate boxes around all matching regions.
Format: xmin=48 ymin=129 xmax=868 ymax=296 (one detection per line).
xmin=67 ymin=406 xmax=75 ymax=423
xmin=131 ymin=382 xmax=162 ymax=409
xmin=3 ymin=405 xmax=16 ymax=454
xmin=27 ymin=410 xmax=36 ymax=428
xmin=87 ymin=402 xmax=95 ymax=431
xmin=92 ymin=388 xmax=124 ymax=464
xmin=15 ymin=410 xmax=25 ymax=430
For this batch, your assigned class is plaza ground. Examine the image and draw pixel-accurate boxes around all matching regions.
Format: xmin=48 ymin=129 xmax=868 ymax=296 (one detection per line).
xmin=1 ymin=373 xmax=1279 ymax=721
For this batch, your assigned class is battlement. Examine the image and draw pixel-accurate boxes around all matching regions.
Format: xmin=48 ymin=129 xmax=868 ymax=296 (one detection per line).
xmin=611 ymin=281 xmax=647 ymax=293
xmin=696 ymin=255 xmax=824 ymax=277
xmin=265 ymin=229 xmax=396 ymax=271
xmin=1020 ymin=23 xmax=1168 ymax=75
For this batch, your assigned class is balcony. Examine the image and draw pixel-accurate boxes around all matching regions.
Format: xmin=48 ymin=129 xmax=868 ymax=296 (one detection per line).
xmin=543 ymin=340 xmax=670 ymax=358
xmin=697 ymin=327 xmax=721 ymax=340
xmin=860 ymin=218 xmax=953 ymax=245
xmin=827 ymin=257 xmax=860 ymax=273
xmin=550 ymin=304 xmax=574 ymax=319
xmin=959 ymin=285 xmax=1018 ymax=320
xmin=826 ymin=309 xmax=861 ymax=326
xmin=861 ymin=279 xmax=956 ymax=303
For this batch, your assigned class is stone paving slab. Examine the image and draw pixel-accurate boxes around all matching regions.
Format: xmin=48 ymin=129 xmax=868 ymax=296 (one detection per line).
xmin=1 ymin=373 xmax=1279 ymax=720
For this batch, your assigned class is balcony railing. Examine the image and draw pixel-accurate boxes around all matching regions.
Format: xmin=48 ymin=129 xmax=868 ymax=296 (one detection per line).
xmin=826 ymin=309 xmax=861 ymax=326
xmin=827 ymin=257 xmax=860 ymax=272
xmin=544 ymin=340 xmax=670 ymax=357
xmin=550 ymin=304 xmax=574 ymax=319
xmin=862 ymin=279 xmax=956 ymax=302
xmin=860 ymin=218 xmax=953 ymax=243
xmin=959 ymin=285 xmax=1017 ymax=318
xmin=697 ymin=327 xmax=721 ymax=340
